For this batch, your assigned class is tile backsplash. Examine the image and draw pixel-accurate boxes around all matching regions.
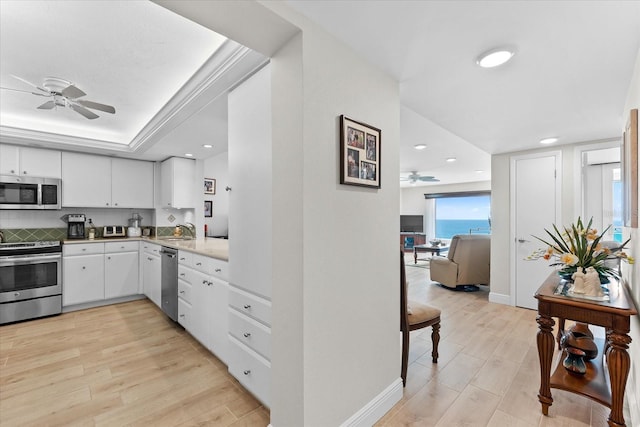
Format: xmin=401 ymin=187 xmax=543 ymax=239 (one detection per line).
xmin=1 ymin=228 xmax=67 ymax=243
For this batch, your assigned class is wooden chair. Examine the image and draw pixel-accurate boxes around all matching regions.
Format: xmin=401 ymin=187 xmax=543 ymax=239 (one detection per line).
xmin=401 ymin=250 xmax=441 ymax=386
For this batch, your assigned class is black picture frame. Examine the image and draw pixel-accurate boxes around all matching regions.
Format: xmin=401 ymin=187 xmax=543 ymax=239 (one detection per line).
xmin=340 ymin=115 xmax=381 ymax=188
xmin=204 ymin=200 xmax=213 ymax=218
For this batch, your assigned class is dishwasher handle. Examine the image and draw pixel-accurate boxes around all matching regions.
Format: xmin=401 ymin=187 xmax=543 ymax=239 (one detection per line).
xmin=160 ymin=248 xmax=177 ymax=258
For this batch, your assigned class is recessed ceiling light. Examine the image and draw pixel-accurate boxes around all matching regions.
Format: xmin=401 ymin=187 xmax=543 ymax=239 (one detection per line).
xmin=446 ymin=157 xmax=457 ymax=162
xmin=475 ymin=170 xmax=484 ymax=173
xmin=202 ymin=144 xmax=213 ymax=148
xmin=185 ymin=153 xmax=194 ymax=157
xmin=414 ymin=144 xmax=427 ymax=150
xmin=476 ymin=48 xmax=515 ymax=68
xmin=540 ymin=137 xmax=558 ymax=145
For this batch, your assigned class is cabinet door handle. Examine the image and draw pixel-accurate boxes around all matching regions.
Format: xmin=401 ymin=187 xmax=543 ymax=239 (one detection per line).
xmin=10 ymin=169 xmax=15 ymax=174
xmin=147 ymin=257 xmax=153 ymax=261
xmin=226 ymin=186 xmax=232 ymax=192
xmin=23 ymin=170 xmax=27 ymax=175
xmin=196 ymin=262 xmax=202 ymax=266
xmin=179 ymin=314 xmax=185 ymax=318
xmin=180 ymin=257 xmax=185 ymax=261
xmin=243 ymin=304 xmax=251 ymax=310
xmin=107 ymin=256 xmax=111 ymax=260
xmin=179 ymin=290 xmax=185 ymax=294
xmin=215 ymin=268 xmax=221 ymax=273
xmin=243 ymin=332 xmax=251 ymax=338
xmin=202 ymin=280 xmax=208 ymax=285
xmin=82 ymin=248 xmax=87 ymax=251
xmin=106 ymin=203 xmax=109 ymax=206
xmin=243 ymin=370 xmax=251 ymax=375
xmin=114 ymin=203 xmax=118 ymax=206
xmin=180 ymin=273 xmax=185 ymax=277
xmin=82 ymin=266 xmax=86 ymax=270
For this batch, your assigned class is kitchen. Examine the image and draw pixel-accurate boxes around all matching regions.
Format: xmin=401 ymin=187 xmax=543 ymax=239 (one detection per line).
xmin=0 ymin=1 xmax=275 ymax=422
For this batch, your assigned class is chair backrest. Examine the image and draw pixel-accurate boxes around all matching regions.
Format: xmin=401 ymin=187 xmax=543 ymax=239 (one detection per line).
xmin=447 ymin=234 xmax=491 ymax=262
xmin=400 ymin=250 xmax=409 ymax=332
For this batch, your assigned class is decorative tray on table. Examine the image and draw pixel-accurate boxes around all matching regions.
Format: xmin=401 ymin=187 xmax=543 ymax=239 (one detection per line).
xmin=554 ymin=279 xmax=610 ymax=302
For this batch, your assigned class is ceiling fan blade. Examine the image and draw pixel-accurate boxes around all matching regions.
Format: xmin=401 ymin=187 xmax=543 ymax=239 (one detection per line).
xmin=11 ymin=75 xmax=50 ymax=95
xmin=0 ymin=86 xmax=50 ymax=97
xmin=76 ymin=99 xmax=115 ymax=114
xmin=61 ymin=84 xmax=86 ymax=99
xmin=37 ymin=100 xmax=56 ymax=110
xmin=69 ymin=102 xmax=99 ymax=119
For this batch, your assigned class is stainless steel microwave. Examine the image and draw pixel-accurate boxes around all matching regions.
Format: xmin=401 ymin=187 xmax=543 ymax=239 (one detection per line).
xmin=0 ymin=175 xmax=61 ymax=210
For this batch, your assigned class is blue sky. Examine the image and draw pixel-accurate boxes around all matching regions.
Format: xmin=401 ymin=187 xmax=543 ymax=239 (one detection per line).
xmin=436 ymin=195 xmax=491 ymax=220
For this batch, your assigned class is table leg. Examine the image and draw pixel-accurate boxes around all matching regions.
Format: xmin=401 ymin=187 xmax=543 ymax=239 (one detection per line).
xmin=414 ymin=248 xmax=418 ymax=264
xmin=536 ymin=314 xmax=555 ymax=415
xmin=556 ymin=318 xmax=565 ymax=350
xmin=605 ymin=330 xmax=632 ymax=427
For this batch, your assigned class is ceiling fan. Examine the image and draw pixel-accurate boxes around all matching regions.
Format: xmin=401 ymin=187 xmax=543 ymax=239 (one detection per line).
xmin=1 ymin=75 xmax=116 ymax=120
xmin=400 ymin=171 xmax=440 ymax=184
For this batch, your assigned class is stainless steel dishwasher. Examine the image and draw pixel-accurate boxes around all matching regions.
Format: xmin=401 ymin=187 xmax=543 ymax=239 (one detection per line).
xmin=160 ymin=247 xmax=178 ymax=321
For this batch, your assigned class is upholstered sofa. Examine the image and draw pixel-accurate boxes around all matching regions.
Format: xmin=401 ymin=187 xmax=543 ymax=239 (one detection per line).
xmin=429 ymin=234 xmax=491 ymax=289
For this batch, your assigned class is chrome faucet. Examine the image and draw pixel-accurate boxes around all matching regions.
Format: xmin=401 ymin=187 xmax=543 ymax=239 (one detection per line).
xmin=178 ymin=222 xmax=196 ymax=238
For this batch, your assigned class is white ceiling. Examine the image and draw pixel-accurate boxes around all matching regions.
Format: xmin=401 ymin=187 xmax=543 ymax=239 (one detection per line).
xmin=1 ymin=1 xmax=639 ymax=187
xmin=287 ymin=0 xmax=640 ymax=187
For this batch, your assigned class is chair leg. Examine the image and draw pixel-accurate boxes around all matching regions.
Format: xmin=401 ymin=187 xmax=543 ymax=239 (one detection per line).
xmin=431 ymin=321 xmax=440 ymax=363
xmin=401 ymin=329 xmax=409 ymax=386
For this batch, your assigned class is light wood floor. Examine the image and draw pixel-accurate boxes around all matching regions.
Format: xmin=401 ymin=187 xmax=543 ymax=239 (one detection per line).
xmin=376 ymin=258 xmax=614 ymax=427
xmin=0 ymin=260 xmax=619 ymax=426
xmin=0 ymin=300 xmax=269 ymax=426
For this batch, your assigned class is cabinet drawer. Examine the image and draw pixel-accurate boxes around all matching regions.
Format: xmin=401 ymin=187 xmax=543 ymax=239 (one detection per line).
xmin=209 ymin=258 xmax=228 ymax=281
xmin=141 ymin=242 xmax=161 ymax=255
xmin=178 ymin=279 xmax=192 ymax=304
xmin=178 ymin=298 xmax=192 ymax=331
xmin=229 ymin=286 xmax=271 ymax=326
xmin=228 ymin=337 xmax=270 ymax=407
xmin=191 ymin=253 xmax=210 ymax=274
xmin=105 ymin=241 xmax=139 ymax=253
xmin=178 ymin=251 xmax=193 ymax=266
xmin=229 ymin=310 xmax=271 ymax=360
xmin=178 ymin=264 xmax=194 ymax=283
xmin=63 ymin=243 xmax=104 ymax=256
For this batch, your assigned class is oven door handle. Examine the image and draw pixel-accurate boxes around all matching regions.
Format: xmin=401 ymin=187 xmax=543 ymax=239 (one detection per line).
xmin=0 ymin=254 xmax=62 ymax=263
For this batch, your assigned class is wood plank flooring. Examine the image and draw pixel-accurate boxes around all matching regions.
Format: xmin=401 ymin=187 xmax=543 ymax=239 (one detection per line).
xmin=376 ymin=257 xmax=616 ymax=427
xmin=0 ymin=259 xmax=621 ymax=426
xmin=0 ymin=300 xmax=269 ymax=426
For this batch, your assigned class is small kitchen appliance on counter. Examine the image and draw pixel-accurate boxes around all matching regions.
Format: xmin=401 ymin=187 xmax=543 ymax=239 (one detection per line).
xmin=127 ymin=213 xmax=143 ymax=237
xmin=102 ymin=226 xmax=126 ymax=238
xmin=67 ymin=214 xmax=86 ymax=239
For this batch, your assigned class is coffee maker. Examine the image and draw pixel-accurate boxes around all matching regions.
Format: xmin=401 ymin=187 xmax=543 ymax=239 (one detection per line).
xmin=67 ymin=214 xmax=86 ymax=239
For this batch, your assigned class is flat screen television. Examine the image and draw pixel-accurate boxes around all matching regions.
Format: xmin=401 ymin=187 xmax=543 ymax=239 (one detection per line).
xmin=400 ymin=215 xmax=424 ymax=233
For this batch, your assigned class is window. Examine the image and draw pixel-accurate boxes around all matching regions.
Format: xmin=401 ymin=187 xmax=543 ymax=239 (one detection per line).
xmin=425 ymin=192 xmax=491 ymax=239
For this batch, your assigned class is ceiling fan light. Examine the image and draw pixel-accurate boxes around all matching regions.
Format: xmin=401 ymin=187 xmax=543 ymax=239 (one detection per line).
xmin=476 ymin=48 xmax=515 ymax=68
xmin=540 ymin=137 xmax=558 ymax=145
xmin=414 ymin=144 xmax=427 ymax=150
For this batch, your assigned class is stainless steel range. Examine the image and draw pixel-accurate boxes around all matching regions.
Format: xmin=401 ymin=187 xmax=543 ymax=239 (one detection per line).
xmin=0 ymin=241 xmax=62 ymax=324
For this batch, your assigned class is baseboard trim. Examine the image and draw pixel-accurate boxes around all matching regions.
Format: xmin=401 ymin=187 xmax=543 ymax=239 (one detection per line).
xmin=340 ymin=378 xmax=403 ymax=427
xmin=489 ymin=292 xmax=511 ymax=305
xmin=62 ymin=294 xmax=146 ymax=313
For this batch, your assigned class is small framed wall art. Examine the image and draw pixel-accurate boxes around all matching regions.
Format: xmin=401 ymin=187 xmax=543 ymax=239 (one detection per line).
xmin=204 ymin=178 xmax=216 ymax=195
xmin=204 ymin=200 xmax=213 ymax=218
xmin=340 ymin=115 xmax=381 ymax=188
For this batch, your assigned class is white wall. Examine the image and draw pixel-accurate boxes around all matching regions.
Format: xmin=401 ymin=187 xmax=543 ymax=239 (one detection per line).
xmin=203 ymin=152 xmax=229 ymax=237
xmin=622 ymin=47 xmax=640 ymax=425
xmin=153 ymin=2 xmax=401 ymax=426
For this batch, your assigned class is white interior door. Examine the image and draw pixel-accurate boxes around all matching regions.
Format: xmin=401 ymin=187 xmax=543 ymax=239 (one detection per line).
xmin=512 ymin=153 xmax=561 ymax=309
xmin=584 ymin=162 xmax=620 ymax=240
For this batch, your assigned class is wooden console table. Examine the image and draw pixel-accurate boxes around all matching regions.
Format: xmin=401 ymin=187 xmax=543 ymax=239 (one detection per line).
xmin=534 ymin=273 xmax=637 ymax=427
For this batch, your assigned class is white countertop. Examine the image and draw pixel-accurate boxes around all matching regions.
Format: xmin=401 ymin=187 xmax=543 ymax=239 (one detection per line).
xmin=62 ymin=237 xmax=229 ymax=261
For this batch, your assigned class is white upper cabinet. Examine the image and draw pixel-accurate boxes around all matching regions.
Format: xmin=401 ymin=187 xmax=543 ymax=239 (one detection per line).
xmin=0 ymin=144 xmax=61 ymax=178
xmin=62 ymin=152 xmax=111 ymax=207
xmin=62 ymin=152 xmax=154 ymax=208
xmin=160 ymin=157 xmax=195 ymax=209
xmin=111 ymin=158 xmax=154 ymax=208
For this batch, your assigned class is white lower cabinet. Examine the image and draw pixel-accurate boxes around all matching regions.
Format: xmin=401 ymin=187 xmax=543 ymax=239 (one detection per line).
xmin=141 ymin=243 xmax=162 ymax=308
xmin=105 ymin=242 xmax=139 ymax=299
xmin=178 ymin=251 xmax=229 ymax=364
xmin=63 ymin=251 xmax=105 ymax=306
xmin=227 ymin=285 xmax=271 ymax=407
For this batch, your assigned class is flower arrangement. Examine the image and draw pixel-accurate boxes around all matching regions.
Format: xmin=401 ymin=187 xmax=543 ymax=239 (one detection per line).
xmin=527 ymin=217 xmax=634 ymax=281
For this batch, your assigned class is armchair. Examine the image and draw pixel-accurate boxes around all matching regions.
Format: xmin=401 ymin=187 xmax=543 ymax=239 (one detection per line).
xmin=429 ymin=234 xmax=490 ymax=289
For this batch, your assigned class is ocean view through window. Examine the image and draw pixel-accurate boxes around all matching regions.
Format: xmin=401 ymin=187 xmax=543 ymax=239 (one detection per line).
xmin=434 ymin=194 xmax=491 ymax=239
